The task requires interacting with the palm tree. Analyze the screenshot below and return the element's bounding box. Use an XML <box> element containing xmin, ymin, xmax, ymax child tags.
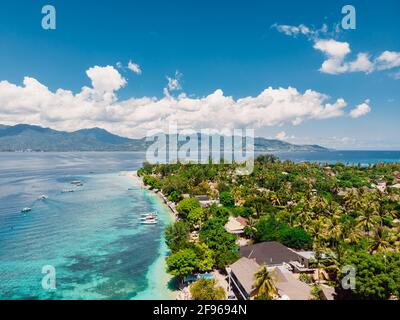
<box><xmin>369</xmin><ymin>226</ymin><xmax>392</xmax><ymax>253</ymax></box>
<box><xmin>356</xmin><ymin>194</ymin><xmax>380</xmax><ymax>233</ymax></box>
<box><xmin>252</xmin><ymin>264</ymin><xmax>277</xmax><ymax>299</ymax></box>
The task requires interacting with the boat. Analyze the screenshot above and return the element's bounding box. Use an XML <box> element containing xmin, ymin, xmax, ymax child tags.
<box><xmin>62</xmin><ymin>189</ymin><xmax>75</xmax><ymax>193</ymax></box>
<box><xmin>141</xmin><ymin>211</ymin><xmax>158</xmax><ymax>217</ymax></box>
<box><xmin>21</xmin><ymin>207</ymin><xmax>32</xmax><ymax>213</ymax></box>
<box><xmin>140</xmin><ymin>215</ymin><xmax>158</xmax><ymax>220</ymax></box>
<box><xmin>140</xmin><ymin>218</ymin><xmax>158</xmax><ymax>225</ymax></box>
<box><xmin>38</xmin><ymin>195</ymin><xmax>48</xmax><ymax>200</ymax></box>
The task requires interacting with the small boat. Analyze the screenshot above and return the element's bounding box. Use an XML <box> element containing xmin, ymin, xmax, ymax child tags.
<box><xmin>62</xmin><ymin>189</ymin><xmax>75</xmax><ymax>193</ymax></box>
<box><xmin>141</xmin><ymin>211</ymin><xmax>158</xmax><ymax>217</ymax></box>
<box><xmin>140</xmin><ymin>214</ymin><xmax>158</xmax><ymax>220</ymax></box>
<box><xmin>21</xmin><ymin>207</ymin><xmax>32</xmax><ymax>213</ymax></box>
<box><xmin>38</xmin><ymin>195</ymin><xmax>48</xmax><ymax>200</ymax></box>
<box><xmin>71</xmin><ymin>181</ymin><xmax>83</xmax><ymax>187</ymax></box>
<box><xmin>140</xmin><ymin>218</ymin><xmax>158</xmax><ymax>225</ymax></box>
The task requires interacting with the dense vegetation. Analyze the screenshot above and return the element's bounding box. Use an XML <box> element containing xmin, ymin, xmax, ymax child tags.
<box><xmin>139</xmin><ymin>155</ymin><xmax>400</xmax><ymax>300</ymax></box>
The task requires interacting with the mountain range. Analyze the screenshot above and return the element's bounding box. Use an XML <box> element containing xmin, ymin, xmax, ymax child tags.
<box><xmin>0</xmin><ymin>124</ymin><xmax>328</xmax><ymax>152</ymax></box>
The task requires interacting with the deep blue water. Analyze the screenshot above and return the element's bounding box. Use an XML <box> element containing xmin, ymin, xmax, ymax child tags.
<box><xmin>0</xmin><ymin>151</ymin><xmax>399</xmax><ymax>300</ymax></box>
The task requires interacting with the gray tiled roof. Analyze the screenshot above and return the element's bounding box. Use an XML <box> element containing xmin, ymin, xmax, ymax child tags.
<box><xmin>240</xmin><ymin>241</ymin><xmax>299</xmax><ymax>266</ymax></box>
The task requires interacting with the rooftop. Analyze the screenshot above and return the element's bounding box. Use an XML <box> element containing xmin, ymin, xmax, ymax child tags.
<box><xmin>229</xmin><ymin>257</ymin><xmax>259</xmax><ymax>296</ymax></box>
<box><xmin>240</xmin><ymin>241</ymin><xmax>299</xmax><ymax>266</ymax></box>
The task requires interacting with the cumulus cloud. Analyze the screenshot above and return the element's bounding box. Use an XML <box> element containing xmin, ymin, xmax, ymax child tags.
<box><xmin>273</xmin><ymin>23</ymin><xmax>400</xmax><ymax>76</ymax></box>
<box><xmin>276</xmin><ymin>131</ymin><xmax>287</xmax><ymax>141</ymax></box>
<box><xmin>0</xmin><ymin>66</ymin><xmax>368</xmax><ymax>138</ymax></box>
<box><xmin>375</xmin><ymin>51</ymin><xmax>400</xmax><ymax>70</ymax></box>
<box><xmin>349</xmin><ymin>100</ymin><xmax>371</xmax><ymax>118</ymax></box>
<box><xmin>127</xmin><ymin>60</ymin><xmax>142</xmax><ymax>74</ymax></box>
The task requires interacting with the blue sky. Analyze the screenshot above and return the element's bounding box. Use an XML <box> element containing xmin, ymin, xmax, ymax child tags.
<box><xmin>0</xmin><ymin>0</ymin><xmax>399</xmax><ymax>149</ymax></box>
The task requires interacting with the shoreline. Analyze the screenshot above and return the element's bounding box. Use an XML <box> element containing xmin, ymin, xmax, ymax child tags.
<box><xmin>126</xmin><ymin>171</ymin><xmax>178</xmax><ymax>300</ymax></box>
<box><xmin>127</xmin><ymin>171</ymin><xmax>179</xmax><ymax>222</ymax></box>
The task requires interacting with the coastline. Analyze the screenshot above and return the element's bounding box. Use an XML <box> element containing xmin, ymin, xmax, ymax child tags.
<box><xmin>128</xmin><ymin>171</ymin><xmax>179</xmax><ymax>222</ymax></box>
<box><xmin>126</xmin><ymin>171</ymin><xmax>178</xmax><ymax>300</ymax></box>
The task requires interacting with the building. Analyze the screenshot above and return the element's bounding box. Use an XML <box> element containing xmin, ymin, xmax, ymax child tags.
<box><xmin>227</xmin><ymin>257</ymin><xmax>312</xmax><ymax>300</ymax></box>
<box><xmin>227</xmin><ymin>257</ymin><xmax>259</xmax><ymax>300</ymax></box>
<box><xmin>194</xmin><ymin>195</ymin><xmax>220</xmax><ymax>208</ymax></box>
<box><xmin>273</xmin><ymin>267</ymin><xmax>312</xmax><ymax>300</ymax></box>
<box><xmin>224</xmin><ymin>216</ymin><xmax>248</xmax><ymax>235</ymax></box>
<box><xmin>240</xmin><ymin>241</ymin><xmax>300</xmax><ymax>266</ymax></box>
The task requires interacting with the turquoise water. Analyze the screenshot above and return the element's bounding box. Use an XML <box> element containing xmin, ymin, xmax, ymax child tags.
<box><xmin>1</xmin><ymin>150</ymin><xmax>399</xmax><ymax>300</ymax></box>
<box><xmin>0</xmin><ymin>153</ymin><xmax>174</xmax><ymax>300</ymax></box>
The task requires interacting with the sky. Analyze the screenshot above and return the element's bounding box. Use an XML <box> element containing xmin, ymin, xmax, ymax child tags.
<box><xmin>0</xmin><ymin>0</ymin><xmax>399</xmax><ymax>149</ymax></box>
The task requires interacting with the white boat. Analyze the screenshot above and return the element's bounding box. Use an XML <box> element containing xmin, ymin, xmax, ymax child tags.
<box><xmin>140</xmin><ymin>218</ymin><xmax>158</xmax><ymax>225</ymax></box>
<box><xmin>21</xmin><ymin>207</ymin><xmax>32</xmax><ymax>213</ymax></box>
<box><xmin>140</xmin><ymin>216</ymin><xmax>158</xmax><ymax>220</ymax></box>
<box><xmin>141</xmin><ymin>211</ymin><xmax>158</xmax><ymax>217</ymax></box>
<box><xmin>38</xmin><ymin>195</ymin><xmax>48</xmax><ymax>200</ymax></box>
<box><xmin>62</xmin><ymin>189</ymin><xmax>75</xmax><ymax>193</ymax></box>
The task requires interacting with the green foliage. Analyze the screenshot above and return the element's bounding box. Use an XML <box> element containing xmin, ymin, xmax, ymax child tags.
<box><xmin>280</xmin><ymin>227</ymin><xmax>313</xmax><ymax>250</ymax></box>
<box><xmin>176</xmin><ymin>198</ymin><xmax>201</xmax><ymax>218</ymax></box>
<box><xmin>142</xmin><ymin>175</ymin><xmax>161</xmax><ymax>189</ymax></box>
<box><xmin>165</xmin><ymin>220</ymin><xmax>190</xmax><ymax>253</ymax></box>
<box><xmin>229</xmin><ymin>206</ymin><xmax>253</xmax><ymax>218</ymax></box>
<box><xmin>253</xmin><ymin>215</ymin><xmax>312</xmax><ymax>250</ymax></box>
<box><xmin>190</xmin><ymin>278</ymin><xmax>226</xmax><ymax>300</ymax></box>
<box><xmin>253</xmin><ymin>215</ymin><xmax>284</xmax><ymax>241</ymax></box>
<box><xmin>188</xmin><ymin>207</ymin><xmax>206</xmax><ymax>227</ymax></box>
<box><xmin>194</xmin><ymin>243</ymin><xmax>215</xmax><ymax>272</ymax></box>
<box><xmin>208</xmin><ymin>204</ymin><xmax>230</xmax><ymax>223</ymax></box>
<box><xmin>220</xmin><ymin>191</ymin><xmax>234</xmax><ymax>207</ymax></box>
<box><xmin>166</xmin><ymin>249</ymin><xmax>198</xmax><ymax>278</ymax></box>
<box><xmin>310</xmin><ymin>285</ymin><xmax>322</xmax><ymax>300</ymax></box>
<box><xmin>199</xmin><ymin>218</ymin><xmax>238</xmax><ymax>268</ymax></box>
<box><xmin>340</xmin><ymin>251</ymin><xmax>400</xmax><ymax>300</ymax></box>
<box><xmin>167</xmin><ymin>191</ymin><xmax>181</xmax><ymax>203</ymax></box>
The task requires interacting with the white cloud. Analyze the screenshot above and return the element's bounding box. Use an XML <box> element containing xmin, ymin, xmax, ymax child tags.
<box><xmin>127</xmin><ymin>60</ymin><xmax>142</xmax><ymax>75</ymax></box>
<box><xmin>271</xmin><ymin>23</ymin><xmax>334</xmax><ymax>40</ymax></box>
<box><xmin>272</xmin><ymin>24</ymin><xmax>311</xmax><ymax>37</ymax></box>
<box><xmin>276</xmin><ymin>131</ymin><xmax>287</xmax><ymax>140</ymax></box>
<box><xmin>0</xmin><ymin>66</ymin><xmax>369</xmax><ymax>138</ymax></box>
<box><xmin>348</xmin><ymin>53</ymin><xmax>374</xmax><ymax>73</ymax></box>
<box><xmin>375</xmin><ymin>51</ymin><xmax>400</xmax><ymax>70</ymax></box>
<box><xmin>165</xmin><ymin>71</ymin><xmax>182</xmax><ymax>94</ymax></box>
<box><xmin>349</xmin><ymin>100</ymin><xmax>371</xmax><ymax>118</ymax></box>
<box><xmin>274</xmin><ymin>24</ymin><xmax>399</xmax><ymax>76</ymax></box>
<box><xmin>313</xmin><ymin>39</ymin><xmax>350</xmax><ymax>58</ymax></box>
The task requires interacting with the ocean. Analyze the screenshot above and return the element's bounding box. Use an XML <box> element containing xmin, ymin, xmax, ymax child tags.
<box><xmin>0</xmin><ymin>150</ymin><xmax>399</xmax><ymax>300</ymax></box>
<box><xmin>0</xmin><ymin>152</ymin><xmax>174</xmax><ymax>300</ymax></box>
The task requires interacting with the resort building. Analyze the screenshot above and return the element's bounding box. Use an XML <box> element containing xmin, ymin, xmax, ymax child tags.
<box><xmin>224</xmin><ymin>216</ymin><xmax>248</xmax><ymax>235</ymax></box>
<box><xmin>227</xmin><ymin>257</ymin><xmax>259</xmax><ymax>300</ymax></box>
<box><xmin>240</xmin><ymin>241</ymin><xmax>300</xmax><ymax>266</ymax></box>
<box><xmin>227</xmin><ymin>257</ymin><xmax>313</xmax><ymax>300</ymax></box>
<box><xmin>194</xmin><ymin>195</ymin><xmax>220</xmax><ymax>208</ymax></box>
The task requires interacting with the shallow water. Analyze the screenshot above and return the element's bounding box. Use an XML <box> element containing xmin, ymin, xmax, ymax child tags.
<box><xmin>0</xmin><ymin>152</ymin><xmax>173</xmax><ymax>300</ymax></box>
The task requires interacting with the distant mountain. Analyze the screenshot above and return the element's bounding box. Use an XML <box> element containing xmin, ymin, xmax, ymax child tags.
<box><xmin>0</xmin><ymin>124</ymin><xmax>329</xmax><ymax>152</ymax></box>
